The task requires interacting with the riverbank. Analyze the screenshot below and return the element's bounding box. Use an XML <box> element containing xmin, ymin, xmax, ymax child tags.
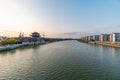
<box><xmin>0</xmin><ymin>41</ymin><xmax>45</xmax><ymax>51</ymax></box>
<box><xmin>88</xmin><ymin>41</ymin><xmax>120</xmax><ymax>48</ymax></box>
<box><xmin>0</xmin><ymin>39</ymin><xmax>70</xmax><ymax>51</ymax></box>
<box><xmin>91</xmin><ymin>41</ymin><xmax>120</xmax><ymax>48</ymax></box>
<box><xmin>77</xmin><ymin>40</ymin><xmax>120</xmax><ymax>48</ymax></box>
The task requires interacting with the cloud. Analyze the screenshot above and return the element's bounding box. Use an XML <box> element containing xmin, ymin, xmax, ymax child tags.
<box><xmin>50</xmin><ymin>32</ymin><xmax>101</xmax><ymax>38</ymax></box>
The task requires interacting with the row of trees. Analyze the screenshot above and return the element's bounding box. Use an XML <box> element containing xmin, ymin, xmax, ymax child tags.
<box><xmin>0</xmin><ymin>38</ymin><xmax>22</xmax><ymax>45</ymax></box>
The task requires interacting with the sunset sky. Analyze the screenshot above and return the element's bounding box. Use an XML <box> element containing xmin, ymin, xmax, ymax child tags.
<box><xmin>0</xmin><ymin>0</ymin><xmax>120</xmax><ymax>38</ymax></box>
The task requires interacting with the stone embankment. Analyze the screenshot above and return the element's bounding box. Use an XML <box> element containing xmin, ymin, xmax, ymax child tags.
<box><xmin>88</xmin><ymin>41</ymin><xmax>120</xmax><ymax>48</ymax></box>
<box><xmin>0</xmin><ymin>41</ymin><xmax>45</xmax><ymax>51</ymax></box>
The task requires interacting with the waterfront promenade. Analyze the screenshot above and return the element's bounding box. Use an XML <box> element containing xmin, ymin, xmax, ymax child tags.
<box><xmin>88</xmin><ymin>41</ymin><xmax>120</xmax><ymax>48</ymax></box>
<box><xmin>77</xmin><ymin>39</ymin><xmax>120</xmax><ymax>48</ymax></box>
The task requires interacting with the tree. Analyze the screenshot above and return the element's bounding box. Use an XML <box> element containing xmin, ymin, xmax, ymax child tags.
<box><xmin>0</xmin><ymin>38</ymin><xmax>22</xmax><ymax>45</ymax></box>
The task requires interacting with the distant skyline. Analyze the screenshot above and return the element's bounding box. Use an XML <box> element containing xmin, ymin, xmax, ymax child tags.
<box><xmin>0</xmin><ymin>0</ymin><xmax>120</xmax><ymax>38</ymax></box>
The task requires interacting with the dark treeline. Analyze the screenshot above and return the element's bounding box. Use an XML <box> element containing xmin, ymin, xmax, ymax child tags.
<box><xmin>44</xmin><ymin>38</ymin><xmax>74</xmax><ymax>42</ymax></box>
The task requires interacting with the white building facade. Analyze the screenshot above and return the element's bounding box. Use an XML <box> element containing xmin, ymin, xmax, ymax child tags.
<box><xmin>110</xmin><ymin>33</ymin><xmax>120</xmax><ymax>42</ymax></box>
<box><xmin>99</xmin><ymin>34</ymin><xmax>110</xmax><ymax>42</ymax></box>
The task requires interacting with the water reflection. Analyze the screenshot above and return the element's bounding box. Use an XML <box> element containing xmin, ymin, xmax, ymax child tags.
<box><xmin>0</xmin><ymin>50</ymin><xmax>16</xmax><ymax>56</ymax></box>
<box><xmin>98</xmin><ymin>45</ymin><xmax>103</xmax><ymax>57</ymax></box>
<box><xmin>98</xmin><ymin>45</ymin><xmax>117</xmax><ymax>59</ymax></box>
<box><xmin>0</xmin><ymin>41</ymin><xmax>120</xmax><ymax>80</ymax></box>
<box><xmin>0</xmin><ymin>45</ymin><xmax>42</xmax><ymax>56</ymax></box>
<box><xmin>109</xmin><ymin>47</ymin><xmax>116</xmax><ymax>59</ymax></box>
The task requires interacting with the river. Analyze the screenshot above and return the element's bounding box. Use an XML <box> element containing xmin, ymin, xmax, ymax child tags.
<box><xmin>0</xmin><ymin>40</ymin><xmax>120</xmax><ymax>80</ymax></box>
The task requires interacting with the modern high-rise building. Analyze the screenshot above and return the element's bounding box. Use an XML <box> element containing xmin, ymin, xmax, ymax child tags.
<box><xmin>99</xmin><ymin>34</ymin><xmax>110</xmax><ymax>42</ymax></box>
<box><xmin>92</xmin><ymin>35</ymin><xmax>99</xmax><ymax>41</ymax></box>
<box><xmin>110</xmin><ymin>33</ymin><xmax>120</xmax><ymax>42</ymax></box>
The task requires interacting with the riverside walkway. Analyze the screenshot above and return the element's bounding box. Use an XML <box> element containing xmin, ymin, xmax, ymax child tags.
<box><xmin>88</xmin><ymin>41</ymin><xmax>120</xmax><ymax>48</ymax></box>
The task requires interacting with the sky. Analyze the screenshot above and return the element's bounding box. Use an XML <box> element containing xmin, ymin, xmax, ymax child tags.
<box><xmin>0</xmin><ymin>0</ymin><xmax>120</xmax><ymax>38</ymax></box>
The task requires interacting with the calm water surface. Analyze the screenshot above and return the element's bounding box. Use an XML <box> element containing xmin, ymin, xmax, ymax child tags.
<box><xmin>0</xmin><ymin>40</ymin><xmax>120</xmax><ymax>80</ymax></box>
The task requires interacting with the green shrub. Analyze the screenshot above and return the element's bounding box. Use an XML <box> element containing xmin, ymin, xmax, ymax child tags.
<box><xmin>0</xmin><ymin>38</ymin><xmax>22</xmax><ymax>45</ymax></box>
<box><xmin>0</xmin><ymin>39</ymin><xmax>8</xmax><ymax>45</ymax></box>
